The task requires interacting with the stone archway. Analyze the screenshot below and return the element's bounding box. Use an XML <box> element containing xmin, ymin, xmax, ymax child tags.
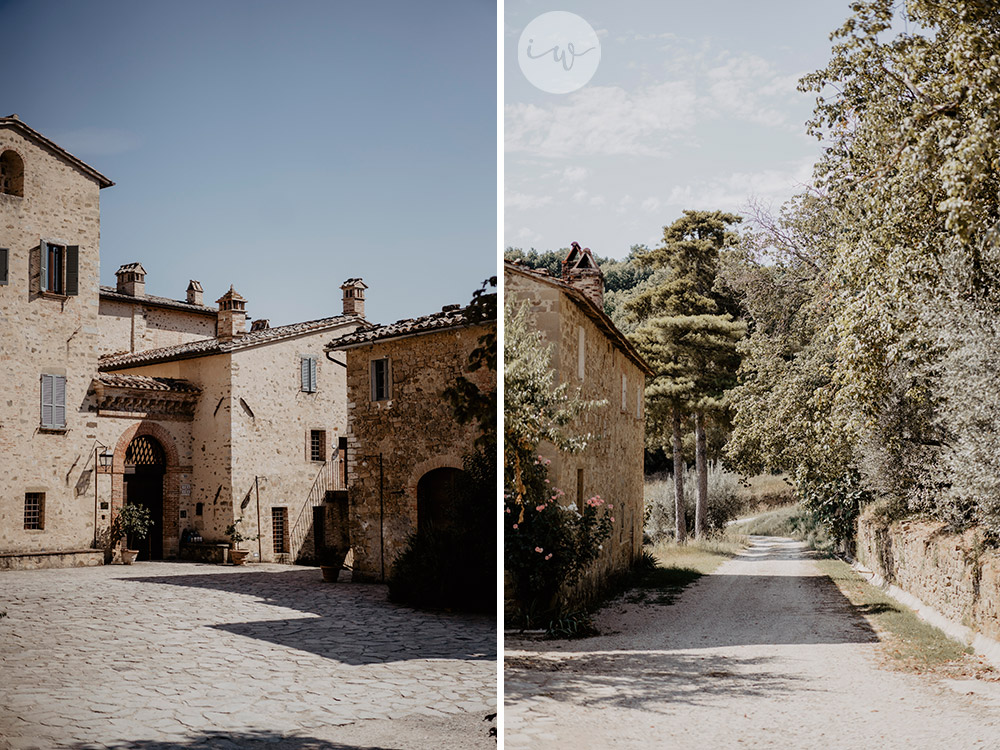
<box><xmin>416</xmin><ymin>466</ymin><xmax>468</xmax><ymax>533</ymax></box>
<box><xmin>123</xmin><ymin>435</ymin><xmax>166</xmax><ymax>560</ymax></box>
<box><xmin>112</xmin><ymin>422</ymin><xmax>181</xmax><ymax>558</ymax></box>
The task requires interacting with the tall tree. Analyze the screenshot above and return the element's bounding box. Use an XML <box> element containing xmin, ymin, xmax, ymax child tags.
<box><xmin>628</xmin><ymin>211</ymin><xmax>743</xmax><ymax>539</ymax></box>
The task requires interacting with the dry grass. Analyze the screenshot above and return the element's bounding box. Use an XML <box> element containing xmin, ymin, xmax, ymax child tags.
<box><xmin>816</xmin><ymin>558</ymin><xmax>985</xmax><ymax>676</ymax></box>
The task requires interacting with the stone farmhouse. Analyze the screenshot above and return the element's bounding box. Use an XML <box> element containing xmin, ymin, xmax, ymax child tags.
<box><xmin>0</xmin><ymin>115</ymin><xmax>370</xmax><ymax>568</ymax></box>
<box><xmin>505</xmin><ymin>247</ymin><xmax>652</xmax><ymax>603</ymax></box>
<box><xmin>327</xmin><ymin>299</ymin><xmax>496</xmax><ymax>581</ymax></box>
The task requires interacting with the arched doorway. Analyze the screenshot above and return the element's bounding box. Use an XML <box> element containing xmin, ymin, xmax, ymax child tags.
<box><xmin>416</xmin><ymin>467</ymin><xmax>467</xmax><ymax>533</ymax></box>
<box><xmin>123</xmin><ymin>435</ymin><xmax>165</xmax><ymax>560</ymax></box>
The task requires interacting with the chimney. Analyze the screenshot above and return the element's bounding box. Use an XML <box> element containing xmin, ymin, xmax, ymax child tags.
<box><xmin>562</xmin><ymin>242</ymin><xmax>605</xmax><ymax>310</ymax></box>
<box><xmin>216</xmin><ymin>286</ymin><xmax>247</xmax><ymax>340</ymax></box>
<box><xmin>340</xmin><ymin>278</ymin><xmax>368</xmax><ymax>318</ymax></box>
<box><xmin>115</xmin><ymin>262</ymin><xmax>146</xmax><ymax>297</ymax></box>
<box><xmin>186</xmin><ymin>280</ymin><xmax>203</xmax><ymax>306</ymax></box>
<box><xmin>250</xmin><ymin>318</ymin><xmax>270</xmax><ymax>332</ymax></box>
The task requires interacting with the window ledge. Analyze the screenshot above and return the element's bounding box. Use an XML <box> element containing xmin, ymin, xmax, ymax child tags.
<box><xmin>38</xmin><ymin>291</ymin><xmax>69</xmax><ymax>301</ymax></box>
<box><xmin>38</xmin><ymin>426</ymin><xmax>68</xmax><ymax>434</ymax></box>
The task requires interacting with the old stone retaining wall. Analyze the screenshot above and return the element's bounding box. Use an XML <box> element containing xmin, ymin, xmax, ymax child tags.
<box><xmin>857</xmin><ymin>510</ymin><xmax>1000</xmax><ymax>642</ymax></box>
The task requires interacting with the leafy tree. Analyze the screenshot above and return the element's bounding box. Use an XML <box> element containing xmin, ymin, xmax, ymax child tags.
<box><xmin>628</xmin><ymin>211</ymin><xmax>744</xmax><ymax>539</ymax></box>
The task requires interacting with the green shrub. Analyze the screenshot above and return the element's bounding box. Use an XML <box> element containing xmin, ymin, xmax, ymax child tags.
<box><xmin>644</xmin><ymin>462</ymin><xmax>743</xmax><ymax>542</ymax></box>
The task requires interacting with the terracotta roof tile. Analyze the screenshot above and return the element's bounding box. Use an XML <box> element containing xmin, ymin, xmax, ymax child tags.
<box><xmin>96</xmin><ymin>373</ymin><xmax>201</xmax><ymax>393</ymax></box>
<box><xmin>100</xmin><ymin>315</ymin><xmax>367</xmax><ymax>370</ymax></box>
<box><xmin>99</xmin><ymin>286</ymin><xmax>217</xmax><ymax>316</ymax></box>
<box><xmin>327</xmin><ymin>299</ymin><xmax>495</xmax><ymax>349</ymax></box>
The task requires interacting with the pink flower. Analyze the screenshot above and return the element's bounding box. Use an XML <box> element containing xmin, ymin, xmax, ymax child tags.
<box><xmin>512</xmin><ymin>524</ymin><xmax>518</xmax><ymax>529</ymax></box>
<box><xmin>535</xmin><ymin>504</ymin><xmax>546</xmax><ymax>512</ymax></box>
<box><xmin>611</xmin><ymin>517</ymin><xmax>615</xmax><ymax>523</ymax></box>
<box><xmin>545</xmin><ymin>553</ymin><xmax>553</xmax><ymax>560</ymax></box>
<box><xmin>535</xmin><ymin>546</ymin><xmax>544</xmax><ymax>553</ymax></box>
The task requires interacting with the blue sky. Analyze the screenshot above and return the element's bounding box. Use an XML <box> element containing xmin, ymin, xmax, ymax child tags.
<box><xmin>505</xmin><ymin>0</ymin><xmax>860</xmax><ymax>258</ymax></box>
<box><xmin>2</xmin><ymin>0</ymin><xmax>496</xmax><ymax>326</ymax></box>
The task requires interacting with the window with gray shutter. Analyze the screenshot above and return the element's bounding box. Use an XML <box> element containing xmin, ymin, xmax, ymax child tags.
<box><xmin>40</xmin><ymin>374</ymin><xmax>66</xmax><ymax>428</ymax></box>
<box><xmin>65</xmin><ymin>245</ymin><xmax>79</xmax><ymax>295</ymax></box>
<box><xmin>0</xmin><ymin>247</ymin><xmax>7</xmax><ymax>285</ymax></box>
<box><xmin>370</xmin><ymin>358</ymin><xmax>391</xmax><ymax>401</ymax></box>
<box><xmin>300</xmin><ymin>356</ymin><xmax>317</xmax><ymax>392</ymax></box>
<box><xmin>40</xmin><ymin>241</ymin><xmax>48</xmax><ymax>291</ymax></box>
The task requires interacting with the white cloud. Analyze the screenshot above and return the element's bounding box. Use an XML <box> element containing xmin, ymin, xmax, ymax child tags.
<box><xmin>563</xmin><ymin>166</ymin><xmax>588</xmax><ymax>182</ymax></box>
<box><xmin>506</xmin><ymin>190</ymin><xmax>553</xmax><ymax>211</ymax></box>
<box><xmin>505</xmin><ymin>81</ymin><xmax>698</xmax><ymax>158</ymax></box>
<box><xmin>641</xmin><ymin>196</ymin><xmax>661</xmax><ymax>213</ymax></box>
<box><xmin>703</xmin><ymin>54</ymin><xmax>804</xmax><ymax>129</ymax></box>
<box><xmin>666</xmin><ymin>157</ymin><xmax>816</xmax><ymax>211</ymax></box>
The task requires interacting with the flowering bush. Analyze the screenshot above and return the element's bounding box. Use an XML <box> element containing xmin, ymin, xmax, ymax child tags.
<box><xmin>505</xmin><ymin>454</ymin><xmax>613</xmax><ymax>623</ymax></box>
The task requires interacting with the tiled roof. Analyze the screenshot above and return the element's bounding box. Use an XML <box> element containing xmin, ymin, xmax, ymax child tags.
<box><xmin>327</xmin><ymin>299</ymin><xmax>495</xmax><ymax>349</ymax></box>
<box><xmin>1</xmin><ymin>115</ymin><xmax>114</xmax><ymax>188</ymax></box>
<box><xmin>100</xmin><ymin>286</ymin><xmax>217</xmax><ymax>316</ymax></box>
<box><xmin>504</xmin><ymin>261</ymin><xmax>653</xmax><ymax>375</ymax></box>
<box><xmin>100</xmin><ymin>315</ymin><xmax>368</xmax><ymax>370</ymax></box>
<box><xmin>96</xmin><ymin>373</ymin><xmax>201</xmax><ymax>393</ymax></box>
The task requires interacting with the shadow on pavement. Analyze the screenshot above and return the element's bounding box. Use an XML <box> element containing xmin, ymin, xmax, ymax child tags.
<box><xmin>66</xmin><ymin>730</ymin><xmax>397</xmax><ymax>750</ymax></box>
<box><xmin>504</xmin><ymin>651</ymin><xmax>807</xmax><ymax>711</ymax></box>
<box><xmin>124</xmin><ymin>567</ymin><xmax>495</xmax><ymax>665</ymax></box>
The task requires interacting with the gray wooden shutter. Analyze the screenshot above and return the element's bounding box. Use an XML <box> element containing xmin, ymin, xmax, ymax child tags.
<box><xmin>300</xmin><ymin>357</ymin><xmax>310</xmax><ymax>392</ymax></box>
<box><xmin>0</xmin><ymin>247</ymin><xmax>7</xmax><ymax>285</ymax></box>
<box><xmin>385</xmin><ymin>357</ymin><xmax>391</xmax><ymax>400</ymax></box>
<box><xmin>40</xmin><ymin>241</ymin><xmax>48</xmax><ymax>292</ymax></box>
<box><xmin>309</xmin><ymin>357</ymin><xmax>317</xmax><ymax>392</ymax></box>
<box><xmin>65</xmin><ymin>246</ymin><xmax>79</xmax><ymax>295</ymax></box>
<box><xmin>40</xmin><ymin>374</ymin><xmax>53</xmax><ymax>427</ymax></box>
<box><xmin>369</xmin><ymin>360</ymin><xmax>377</xmax><ymax>401</ymax></box>
<box><xmin>53</xmin><ymin>375</ymin><xmax>66</xmax><ymax>427</ymax></box>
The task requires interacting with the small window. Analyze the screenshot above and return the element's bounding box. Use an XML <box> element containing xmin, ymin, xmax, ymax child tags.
<box><xmin>272</xmin><ymin>507</ymin><xmax>288</xmax><ymax>554</ymax></box>
<box><xmin>0</xmin><ymin>150</ymin><xmax>24</xmax><ymax>197</ymax></box>
<box><xmin>0</xmin><ymin>247</ymin><xmax>8</xmax><ymax>285</ymax></box>
<box><xmin>24</xmin><ymin>492</ymin><xmax>44</xmax><ymax>530</ymax></box>
<box><xmin>577</xmin><ymin>326</ymin><xmax>585</xmax><ymax>380</ymax></box>
<box><xmin>370</xmin><ymin>358</ymin><xmax>391</xmax><ymax>401</ymax></box>
<box><xmin>39</xmin><ymin>241</ymin><xmax>79</xmax><ymax>296</ymax></box>
<box><xmin>195</xmin><ymin>502</ymin><xmax>204</xmax><ymax>516</ymax></box>
<box><xmin>40</xmin><ymin>374</ymin><xmax>67</xmax><ymax>429</ymax></box>
<box><xmin>300</xmin><ymin>356</ymin><xmax>317</xmax><ymax>393</ymax></box>
<box><xmin>310</xmin><ymin>429</ymin><xmax>327</xmax><ymax>462</ymax></box>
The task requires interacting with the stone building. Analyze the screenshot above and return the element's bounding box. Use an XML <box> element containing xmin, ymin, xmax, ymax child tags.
<box><xmin>505</xmin><ymin>247</ymin><xmax>652</xmax><ymax>603</ymax></box>
<box><xmin>326</xmin><ymin>299</ymin><xmax>496</xmax><ymax>581</ymax></box>
<box><xmin>0</xmin><ymin>116</ymin><xmax>369</xmax><ymax>568</ymax></box>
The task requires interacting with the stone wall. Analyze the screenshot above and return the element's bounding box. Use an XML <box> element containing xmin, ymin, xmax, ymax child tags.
<box><xmin>506</xmin><ymin>268</ymin><xmax>646</xmax><ymax>609</ymax></box>
<box><xmin>0</xmin><ymin>124</ymin><xmax>106</xmax><ymax>554</ymax></box>
<box><xmin>98</xmin><ymin>297</ymin><xmax>216</xmax><ymax>355</ymax></box>
<box><xmin>345</xmin><ymin>323</ymin><xmax>493</xmax><ymax>581</ymax></box>
<box><xmin>857</xmin><ymin>510</ymin><xmax>1000</xmax><ymax>642</ymax></box>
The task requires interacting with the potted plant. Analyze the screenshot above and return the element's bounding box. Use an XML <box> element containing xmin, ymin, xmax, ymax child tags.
<box><xmin>110</xmin><ymin>504</ymin><xmax>153</xmax><ymax>565</ymax></box>
<box><xmin>317</xmin><ymin>545</ymin><xmax>349</xmax><ymax>582</ymax></box>
<box><xmin>224</xmin><ymin>517</ymin><xmax>258</xmax><ymax>565</ymax></box>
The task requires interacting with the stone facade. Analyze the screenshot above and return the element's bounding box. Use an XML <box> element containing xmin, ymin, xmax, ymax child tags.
<box><xmin>328</xmin><ymin>304</ymin><xmax>495</xmax><ymax>581</ymax></box>
<box><xmin>505</xmin><ymin>258</ymin><xmax>651</xmax><ymax>606</ymax></box>
<box><xmin>0</xmin><ymin>117</ymin><xmax>367</xmax><ymax>567</ymax></box>
<box><xmin>857</xmin><ymin>511</ymin><xmax>1000</xmax><ymax>643</ymax></box>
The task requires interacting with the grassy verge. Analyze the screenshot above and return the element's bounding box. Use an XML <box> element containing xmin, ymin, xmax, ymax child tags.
<box><xmin>726</xmin><ymin>503</ymin><xmax>836</xmax><ymax>554</ymax></box>
<box><xmin>816</xmin><ymin>557</ymin><xmax>980</xmax><ymax>674</ymax></box>
<box><xmin>627</xmin><ymin>537</ymin><xmax>746</xmax><ymax>606</ymax></box>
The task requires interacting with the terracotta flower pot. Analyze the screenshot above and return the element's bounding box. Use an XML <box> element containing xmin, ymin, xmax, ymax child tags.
<box><xmin>229</xmin><ymin>549</ymin><xmax>250</xmax><ymax>565</ymax></box>
<box><xmin>121</xmin><ymin>549</ymin><xmax>139</xmax><ymax>565</ymax></box>
<box><xmin>320</xmin><ymin>565</ymin><xmax>340</xmax><ymax>583</ymax></box>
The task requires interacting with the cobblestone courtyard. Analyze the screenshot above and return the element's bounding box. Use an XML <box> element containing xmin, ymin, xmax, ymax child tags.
<box><xmin>0</xmin><ymin>562</ymin><xmax>496</xmax><ymax>750</ymax></box>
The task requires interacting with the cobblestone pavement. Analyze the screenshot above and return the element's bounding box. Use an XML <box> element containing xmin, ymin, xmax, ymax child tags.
<box><xmin>505</xmin><ymin>537</ymin><xmax>1000</xmax><ymax>749</ymax></box>
<box><xmin>0</xmin><ymin>562</ymin><xmax>496</xmax><ymax>750</ymax></box>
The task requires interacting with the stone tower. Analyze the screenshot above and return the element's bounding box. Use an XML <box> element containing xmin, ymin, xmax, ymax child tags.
<box><xmin>561</xmin><ymin>242</ymin><xmax>604</xmax><ymax>310</ymax></box>
<box><xmin>341</xmin><ymin>278</ymin><xmax>368</xmax><ymax>318</ymax></box>
<box><xmin>216</xmin><ymin>286</ymin><xmax>247</xmax><ymax>340</ymax></box>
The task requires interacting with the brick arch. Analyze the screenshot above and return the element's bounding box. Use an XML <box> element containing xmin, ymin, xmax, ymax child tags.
<box><xmin>406</xmin><ymin>454</ymin><xmax>464</xmax><ymax>502</ymax></box>
<box><xmin>111</xmin><ymin>421</ymin><xmax>181</xmax><ymax>558</ymax></box>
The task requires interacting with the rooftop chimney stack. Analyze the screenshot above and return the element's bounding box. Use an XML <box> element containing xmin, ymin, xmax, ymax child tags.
<box><xmin>216</xmin><ymin>286</ymin><xmax>247</xmax><ymax>340</ymax></box>
<box><xmin>340</xmin><ymin>278</ymin><xmax>368</xmax><ymax>318</ymax></box>
<box><xmin>186</xmin><ymin>280</ymin><xmax>203</xmax><ymax>306</ymax></box>
<box><xmin>115</xmin><ymin>262</ymin><xmax>147</xmax><ymax>297</ymax></box>
<box><xmin>561</xmin><ymin>242</ymin><xmax>605</xmax><ymax>311</ymax></box>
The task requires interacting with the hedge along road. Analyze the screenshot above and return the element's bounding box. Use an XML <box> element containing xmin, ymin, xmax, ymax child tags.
<box><xmin>505</xmin><ymin>536</ymin><xmax>1000</xmax><ymax>749</ymax></box>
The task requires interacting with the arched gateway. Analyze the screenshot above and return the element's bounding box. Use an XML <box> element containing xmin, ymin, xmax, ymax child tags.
<box><xmin>123</xmin><ymin>435</ymin><xmax>166</xmax><ymax>559</ymax></box>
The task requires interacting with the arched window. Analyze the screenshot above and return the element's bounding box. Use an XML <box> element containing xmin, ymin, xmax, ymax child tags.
<box><xmin>0</xmin><ymin>150</ymin><xmax>24</xmax><ymax>197</ymax></box>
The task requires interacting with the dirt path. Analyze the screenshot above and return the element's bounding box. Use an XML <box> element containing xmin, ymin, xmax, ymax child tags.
<box><xmin>505</xmin><ymin>536</ymin><xmax>1000</xmax><ymax>749</ymax></box>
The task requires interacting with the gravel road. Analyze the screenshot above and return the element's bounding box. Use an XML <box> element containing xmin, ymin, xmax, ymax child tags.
<box><xmin>505</xmin><ymin>536</ymin><xmax>1000</xmax><ymax>749</ymax></box>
